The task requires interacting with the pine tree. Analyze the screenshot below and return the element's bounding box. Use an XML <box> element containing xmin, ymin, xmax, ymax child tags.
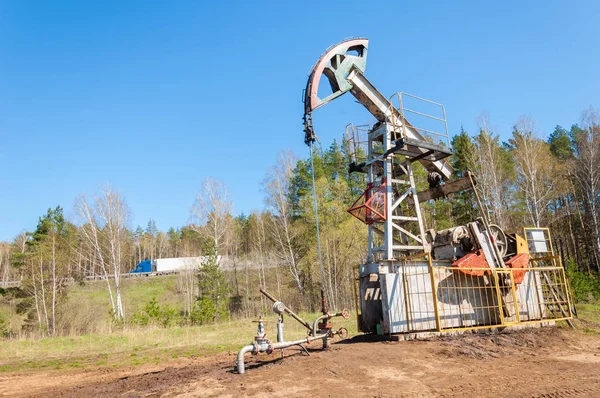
<box><xmin>191</xmin><ymin>244</ymin><xmax>229</xmax><ymax>324</ymax></box>
<box><xmin>450</xmin><ymin>128</ymin><xmax>477</xmax><ymax>225</ymax></box>
<box><xmin>548</xmin><ymin>125</ymin><xmax>574</xmax><ymax>161</ymax></box>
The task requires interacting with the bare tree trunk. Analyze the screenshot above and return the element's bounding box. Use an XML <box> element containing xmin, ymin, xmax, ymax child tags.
<box><xmin>38</xmin><ymin>254</ymin><xmax>50</xmax><ymax>335</ymax></box>
<box><xmin>177</xmin><ymin>267</ymin><xmax>195</xmax><ymax>318</ymax></box>
<box><xmin>572</xmin><ymin>111</ymin><xmax>600</xmax><ymax>271</ymax></box>
<box><xmin>471</xmin><ymin>113</ymin><xmax>512</xmax><ymax>228</ymax></box>
<box><xmin>8</xmin><ymin>294</ymin><xmax>13</xmax><ymax>339</ymax></box>
<box><xmin>30</xmin><ymin>262</ymin><xmax>42</xmax><ymax>330</ymax></box>
<box><xmin>325</xmin><ymin>239</ymin><xmax>335</xmax><ymax>310</ymax></box>
<box><xmin>263</xmin><ymin>152</ymin><xmax>304</xmax><ymax>293</ymax></box>
<box><xmin>190</xmin><ymin>177</ymin><xmax>234</xmax><ymax>256</ymax></box>
<box><xmin>51</xmin><ymin>234</ymin><xmax>57</xmax><ymax>336</ymax></box>
<box><xmin>333</xmin><ymin>241</ymin><xmax>339</xmax><ymax>310</ymax></box>
<box><xmin>274</xmin><ymin>255</ymin><xmax>281</xmax><ymax>299</ymax></box>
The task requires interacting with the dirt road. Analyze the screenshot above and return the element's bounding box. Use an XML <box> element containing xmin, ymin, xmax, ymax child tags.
<box><xmin>2</xmin><ymin>326</ymin><xmax>600</xmax><ymax>397</ymax></box>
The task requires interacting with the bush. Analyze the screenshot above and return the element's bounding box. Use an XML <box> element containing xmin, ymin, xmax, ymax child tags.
<box><xmin>565</xmin><ymin>259</ymin><xmax>600</xmax><ymax>303</ymax></box>
<box><xmin>131</xmin><ymin>297</ymin><xmax>179</xmax><ymax>327</ymax></box>
<box><xmin>0</xmin><ymin>314</ymin><xmax>7</xmax><ymax>338</ymax></box>
<box><xmin>189</xmin><ymin>297</ymin><xmax>218</xmax><ymax>325</ymax></box>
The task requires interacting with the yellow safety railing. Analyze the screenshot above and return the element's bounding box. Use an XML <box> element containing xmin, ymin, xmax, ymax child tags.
<box><xmin>389</xmin><ymin>253</ymin><xmax>573</xmax><ymax>334</ymax></box>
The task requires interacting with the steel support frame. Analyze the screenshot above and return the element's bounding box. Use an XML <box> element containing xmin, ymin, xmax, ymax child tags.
<box><xmin>366</xmin><ymin>123</ymin><xmax>429</xmax><ymax>262</ymax></box>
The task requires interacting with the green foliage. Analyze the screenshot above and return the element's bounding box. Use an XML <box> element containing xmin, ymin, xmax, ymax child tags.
<box><xmin>0</xmin><ymin>313</ymin><xmax>7</xmax><ymax>338</ymax></box>
<box><xmin>13</xmin><ymin>206</ymin><xmax>74</xmax><ymax>335</ymax></box>
<box><xmin>27</xmin><ymin>206</ymin><xmax>68</xmax><ymax>248</ymax></box>
<box><xmin>190</xmin><ymin>297</ymin><xmax>218</xmax><ymax>325</ymax></box>
<box><xmin>566</xmin><ymin>260</ymin><xmax>600</xmax><ymax>303</ymax></box>
<box><xmin>192</xmin><ymin>245</ymin><xmax>229</xmax><ymax>324</ymax></box>
<box><xmin>450</xmin><ymin>127</ymin><xmax>476</xmax><ymax>178</ymax></box>
<box><xmin>548</xmin><ymin>125</ymin><xmax>574</xmax><ymax>161</ymax></box>
<box><xmin>449</xmin><ymin>129</ymin><xmax>477</xmax><ymax>225</ymax></box>
<box><xmin>294</xmin><ymin>141</ymin><xmax>368</xmax><ymax>307</ymax></box>
<box><xmin>131</xmin><ymin>297</ymin><xmax>179</xmax><ymax>327</ymax></box>
<box><xmin>3</xmin><ymin>110</ymin><xmax>600</xmax><ymax>339</ymax></box>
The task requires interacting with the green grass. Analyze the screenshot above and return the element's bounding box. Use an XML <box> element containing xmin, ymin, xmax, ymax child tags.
<box><xmin>67</xmin><ymin>276</ymin><xmax>179</xmax><ymax>322</ymax></box>
<box><xmin>48</xmin><ymin>276</ymin><xmax>182</xmax><ymax>335</ymax></box>
<box><xmin>572</xmin><ymin>303</ymin><xmax>600</xmax><ymax>334</ymax></box>
<box><xmin>0</xmin><ymin>298</ymin><xmax>597</xmax><ymax>373</ymax></box>
<box><xmin>4</xmin><ymin>271</ymin><xmax>596</xmax><ymax>374</ymax></box>
<box><xmin>576</xmin><ymin>303</ymin><xmax>600</xmax><ymax>322</ymax></box>
<box><xmin>0</xmin><ymin>311</ymin><xmax>358</xmax><ymax>372</ymax></box>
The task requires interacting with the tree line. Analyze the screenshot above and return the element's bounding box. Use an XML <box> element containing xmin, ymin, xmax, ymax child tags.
<box><xmin>0</xmin><ymin>107</ymin><xmax>599</xmax><ymax>338</ymax></box>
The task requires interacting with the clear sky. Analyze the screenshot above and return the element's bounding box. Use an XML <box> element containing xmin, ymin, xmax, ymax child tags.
<box><xmin>1</xmin><ymin>0</ymin><xmax>599</xmax><ymax>241</ymax></box>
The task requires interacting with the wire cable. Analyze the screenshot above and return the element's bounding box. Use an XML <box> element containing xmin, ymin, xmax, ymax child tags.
<box><xmin>308</xmin><ymin>142</ymin><xmax>325</xmax><ymax>290</ymax></box>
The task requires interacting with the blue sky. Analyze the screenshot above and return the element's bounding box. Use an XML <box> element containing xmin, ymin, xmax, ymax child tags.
<box><xmin>1</xmin><ymin>1</ymin><xmax>599</xmax><ymax>241</ymax></box>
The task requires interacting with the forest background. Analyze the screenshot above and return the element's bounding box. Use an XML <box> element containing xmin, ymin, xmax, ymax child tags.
<box><xmin>1</xmin><ymin>109</ymin><xmax>599</xmax><ymax>339</ymax></box>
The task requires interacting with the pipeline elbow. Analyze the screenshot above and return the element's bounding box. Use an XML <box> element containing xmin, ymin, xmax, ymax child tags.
<box><xmin>236</xmin><ymin>345</ymin><xmax>255</xmax><ymax>374</ymax></box>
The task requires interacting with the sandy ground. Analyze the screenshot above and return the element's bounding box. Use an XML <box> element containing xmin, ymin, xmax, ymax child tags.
<box><xmin>2</xmin><ymin>326</ymin><xmax>600</xmax><ymax>397</ymax></box>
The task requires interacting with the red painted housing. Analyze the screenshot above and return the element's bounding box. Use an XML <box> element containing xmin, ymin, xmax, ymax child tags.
<box><xmin>452</xmin><ymin>250</ymin><xmax>490</xmax><ymax>276</ymax></box>
<box><xmin>505</xmin><ymin>253</ymin><xmax>529</xmax><ymax>284</ymax></box>
<box><xmin>347</xmin><ymin>180</ymin><xmax>386</xmax><ymax>225</ymax></box>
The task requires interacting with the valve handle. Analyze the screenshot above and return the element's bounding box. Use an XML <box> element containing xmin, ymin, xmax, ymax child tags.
<box><xmin>341</xmin><ymin>308</ymin><xmax>350</xmax><ymax>319</ymax></box>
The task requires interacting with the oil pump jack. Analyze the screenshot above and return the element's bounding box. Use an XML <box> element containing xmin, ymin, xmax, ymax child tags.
<box><xmin>236</xmin><ymin>38</ymin><xmax>574</xmax><ymax>374</ymax></box>
<box><xmin>303</xmin><ymin>38</ymin><xmax>574</xmax><ymax>335</ymax></box>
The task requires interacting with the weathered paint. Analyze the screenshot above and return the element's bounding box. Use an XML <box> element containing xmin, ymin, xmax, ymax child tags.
<box><xmin>303</xmin><ymin>38</ymin><xmax>368</xmax><ymax>114</ymax></box>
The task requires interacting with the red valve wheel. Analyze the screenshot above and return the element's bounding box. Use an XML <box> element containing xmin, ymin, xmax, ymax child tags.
<box><xmin>337</xmin><ymin>327</ymin><xmax>349</xmax><ymax>339</ymax></box>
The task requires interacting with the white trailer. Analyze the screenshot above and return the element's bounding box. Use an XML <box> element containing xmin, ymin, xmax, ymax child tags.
<box><xmin>154</xmin><ymin>256</ymin><xmax>221</xmax><ymax>272</ymax></box>
<box><xmin>130</xmin><ymin>256</ymin><xmax>221</xmax><ymax>274</ymax></box>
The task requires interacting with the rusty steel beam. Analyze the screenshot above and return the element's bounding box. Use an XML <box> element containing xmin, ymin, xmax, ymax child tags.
<box><xmin>416</xmin><ymin>173</ymin><xmax>476</xmax><ymax>202</ymax></box>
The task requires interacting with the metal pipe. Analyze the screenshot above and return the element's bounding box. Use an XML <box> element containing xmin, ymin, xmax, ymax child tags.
<box><xmin>236</xmin><ymin>334</ymin><xmax>328</xmax><ymax>374</ymax></box>
<box><xmin>236</xmin><ymin>345</ymin><xmax>255</xmax><ymax>374</ymax></box>
<box><xmin>312</xmin><ymin>314</ymin><xmax>329</xmax><ymax>337</ymax></box>
<box><xmin>272</xmin><ymin>334</ymin><xmax>326</xmax><ymax>350</ymax></box>
<box><xmin>260</xmin><ymin>288</ymin><xmax>313</xmax><ymax>331</ymax></box>
<box><xmin>311</xmin><ymin>311</ymin><xmax>348</xmax><ymax>337</ymax></box>
<box><xmin>276</xmin><ymin>316</ymin><xmax>284</xmax><ymax>343</ymax></box>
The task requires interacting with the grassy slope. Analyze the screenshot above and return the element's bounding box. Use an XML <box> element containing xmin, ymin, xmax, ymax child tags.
<box><xmin>73</xmin><ymin>275</ymin><xmax>180</xmax><ymax>316</ymax></box>
<box><xmin>0</xmin><ymin>273</ymin><xmax>358</xmax><ymax>372</ymax></box>
<box><xmin>0</xmin><ymin>276</ymin><xmax>182</xmax><ymax>336</ymax></box>
<box><xmin>0</xmin><ymin>312</ymin><xmax>358</xmax><ymax>372</ymax></box>
<box><xmin>41</xmin><ymin>276</ymin><xmax>182</xmax><ymax>335</ymax></box>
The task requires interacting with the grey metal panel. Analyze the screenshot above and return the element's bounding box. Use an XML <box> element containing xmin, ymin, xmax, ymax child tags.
<box><xmin>515</xmin><ymin>270</ymin><xmax>545</xmax><ymax>320</ymax></box>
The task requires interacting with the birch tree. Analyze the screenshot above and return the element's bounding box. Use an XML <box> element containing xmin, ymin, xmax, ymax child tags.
<box><xmin>16</xmin><ymin>207</ymin><xmax>70</xmax><ymax>336</ymax></box>
<box><xmin>470</xmin><ymin>112</ymin><xmax>514</xmax><ymax>228</ymax></box>
<box><xmin>509</xmin><ymin>115</ymin><xmax>557</xmax><ymax>227</ymax></box>
<box><xmin>0</xmin><ymin>242</ymin><xmax>12</xmax><ymax>284</ymax></box>
<box><xmin>263</xmin><ymin>151</ymin><xmax>304</xmax><ymax>293</ymax></box>
<box><xmin>190</xmin><ymin>177</ymin><xmax>234</xmax><ymax>257</ymax></box>
<box><xmin>572</xmin><ymin>107</ymin><xmax>600</xmax><ymax>271</ymax></box>
<box><xmin>75</xmin><ymin>186</ymin><xmax>130</xmax><ymax>320</ymax></box>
